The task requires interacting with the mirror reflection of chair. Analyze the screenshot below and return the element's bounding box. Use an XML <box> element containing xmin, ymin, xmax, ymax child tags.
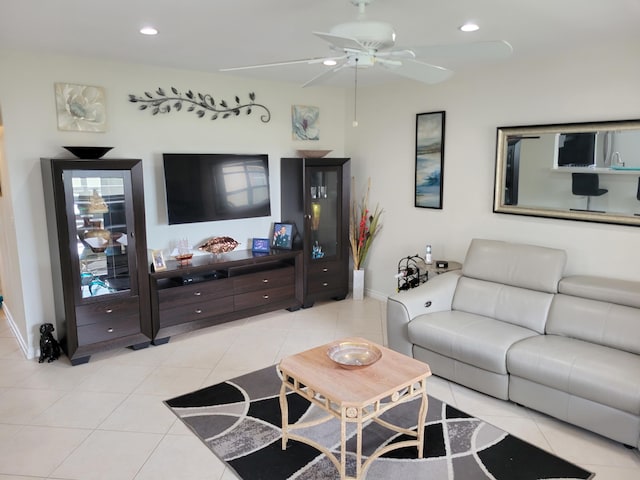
<box><xmin>571</xmin><ymin>173</ymin><xmax>608</xmax><ymax>212</ymax></box>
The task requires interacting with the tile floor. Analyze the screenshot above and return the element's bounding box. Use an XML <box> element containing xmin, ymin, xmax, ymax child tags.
<box><xmin>0</xmin><ymin>298</ymin><xmax>638</xmax><ymax>479</ymax></box>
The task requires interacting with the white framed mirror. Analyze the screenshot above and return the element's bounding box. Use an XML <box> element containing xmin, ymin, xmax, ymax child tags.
<box><xmin>494</xmin><ymin>119</ymin><xmax>640</xmax><ymax>227</ymax></box>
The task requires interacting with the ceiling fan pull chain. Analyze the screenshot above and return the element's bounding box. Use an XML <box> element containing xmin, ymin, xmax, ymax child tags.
<box><xmin>353</xmin><ymin>57</ymin><xmax>359</xmax><ymax>127</ymax></box>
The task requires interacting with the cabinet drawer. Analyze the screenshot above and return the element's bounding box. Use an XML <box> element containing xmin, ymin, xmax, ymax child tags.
<box><xmin>159</xmin><ymin>296</ymin><xmax>235</xmax><ymax>328</ymax></box>
<box><xmin>234</xmin><ymin>284</ymin><xmax>296</xmax><ymax>310</ymax></box>
<box><xmin>158</xmin><ymin>278</ymin><xmax>232</xmax><ymax>309</ymax></box>
<box><xmin>307</xmin><ymin>261</ymin><xmax>346</xmax><ymax>294</ymax></box>
<box><xmin>233</xmin><ymin>265</ymin><xmax>294</xmax><ymax>294</ymax></box>
<box><xmin>76</xmin><ymin>297</ymin><xmax>140</xmax><ymax>327</ymax></box>
<box><xmin>77</xmin><ymin>314</ymin><xmax>141</xmax><ymax>345</ymax></box>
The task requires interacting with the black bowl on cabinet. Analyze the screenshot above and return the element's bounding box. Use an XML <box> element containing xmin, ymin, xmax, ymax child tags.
<box><xmin>63</xmin><ymin>146</ymin><xmax>113</xmax><ymax>159</ymax></box>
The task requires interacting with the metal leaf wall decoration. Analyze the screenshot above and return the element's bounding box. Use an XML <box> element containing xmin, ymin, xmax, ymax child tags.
<box><xmin>128</xmin><ymin>87</ymin><xmax>271</xmax><ymax>123</ymax></box>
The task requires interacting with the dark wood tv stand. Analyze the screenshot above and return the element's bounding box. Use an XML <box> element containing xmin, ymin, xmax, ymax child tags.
<box><xmin>149</xmin><ymin>249</ymin><xmax>303</xmax><ymax>344</ymax></box>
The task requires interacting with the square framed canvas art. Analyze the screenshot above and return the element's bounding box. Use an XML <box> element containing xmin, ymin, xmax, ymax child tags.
<box><xmin>55</xmin><ymin>83</ymin><xmax>107</xmax><ymax>132</ymax></box>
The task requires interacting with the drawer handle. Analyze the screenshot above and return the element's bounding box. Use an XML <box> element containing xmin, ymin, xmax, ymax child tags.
<box><xmin>107</xmin><ymin>327</ymin><xmax>114</xmax><ymax>333</ymax></box>
<box><xmin>195</xmin><ymin>308</ymin><xmax>202</xmax><ymax>314</ymax></box>
<box><xmin>322</xmin><ymin>268</ymin><xmax>328</xmax><ymax>272</ymax></box>
<box><xmin>263</xmin><ymin>294</ymin><xmax>269</xmax><ymax>299</ymax></box>
<box><xmin>263</xmin><ymin>279</ymin><xmax>269</xmax><ymax>283</ymax></box>
<box><xmin>194</xmin><ymin>291</ymin><xmax>201</xmax><ymax>296</ymax></box>
<box><xmin>105</xmin><ymin>309</ymin><xmax>113</xmax><ymax>314</ymax></box>
<box><xmin>322</xmin><ymin>282</ymin><xmax>329</xmax><ymax>287</ymax></box>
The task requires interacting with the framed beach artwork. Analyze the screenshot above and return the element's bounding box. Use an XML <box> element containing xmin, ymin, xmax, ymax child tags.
<box><xmin>415</xmin><ymin>111</ymin><xmax>445</xmax><ymax>209</ymax></box>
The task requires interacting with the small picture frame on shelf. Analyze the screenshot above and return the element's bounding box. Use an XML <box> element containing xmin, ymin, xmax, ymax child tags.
<box><xmin>272</xmin><ymin>223</ymin><xmax>293</xmax><ymax>250</ymax></box>
<box><xmin>252</xmin><ymin>238</ymin><xmax>271</xmax><ymax>253</ymax></box>
<box><xmin>152</xmin><ymin>249</ymin><xmax>167</xmax><ymax>272</ymax></box>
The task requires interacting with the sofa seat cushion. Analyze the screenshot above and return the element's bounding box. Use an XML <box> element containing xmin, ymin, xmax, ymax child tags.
<box><xmin>408</xmin><ymin>310</ymin><xmax>539</xmax><ymax>374</ymax></box>
<box><xmin>507</xmin><ymin>335</ymin><xmax>640</xmax><ymax>416</ymax></box>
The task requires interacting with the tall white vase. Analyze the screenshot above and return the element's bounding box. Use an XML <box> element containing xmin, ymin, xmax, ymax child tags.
<box><xmin>353</xmin><ymin>269</ymin><xmax>365</xmax><ymax>300</ymax></box>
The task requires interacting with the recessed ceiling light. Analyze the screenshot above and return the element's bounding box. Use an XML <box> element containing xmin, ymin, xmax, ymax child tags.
<box><xmin>459</xmin><ymin>22</ymin><xmax>479</xmax><ymax>32</ymax></box>
<box><xmin>140</xmin><ymin>26</ymin><xmax>158</xmax><ymax>36</ymax></box>
<box><xmin>323</xmin><ymin>59</ymin><xmax>338</xmax><ymax>66</ymax></box>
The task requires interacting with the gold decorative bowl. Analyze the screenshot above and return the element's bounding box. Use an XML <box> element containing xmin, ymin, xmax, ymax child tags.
<box><xmin>327</xmin><ymin>340</ymin><xmax>382</xmax><ymax>369</ymax></box>
<box><xmin>296</xmin><ymin>149</ymin><xmax>332</xmax><ymax>158</ymax></box>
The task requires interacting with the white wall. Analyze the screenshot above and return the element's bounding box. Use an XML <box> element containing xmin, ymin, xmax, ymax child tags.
<box><xmin>0</xmin><ymin>49</ymin><xmax>347</xmax><ymax>357</ymax></box>
<box><xmin>346</xmin><ymin>44</ymin><xmax>640</xmax><ymax>298</ymax></box>
<box><xmin>2</xmin><ymin>43</ymin><xmax>639</xmax><ymax>356</ymax></box>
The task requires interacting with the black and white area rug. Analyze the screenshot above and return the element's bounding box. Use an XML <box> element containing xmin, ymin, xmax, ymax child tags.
<box><xmin>165</xmin><ymin>365</ymin><xmax>594</xmax><ymax>480</ymax></box>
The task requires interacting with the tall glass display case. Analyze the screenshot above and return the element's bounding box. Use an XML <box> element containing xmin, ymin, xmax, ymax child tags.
<box><xmin>41</xmin><ymin>158</ymin><xmax>152</xmax><ymax>365</ymax></box>
<box><xmin>281</xmin><ymin>157</ymin><xmax>350</xmax><ymax>307</ymax></box>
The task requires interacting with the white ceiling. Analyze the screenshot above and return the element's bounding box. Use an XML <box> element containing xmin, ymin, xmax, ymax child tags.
<box><xmin>1</xmin><ymin>0</ymin><xmax>639</xmax><ymax>87</ymax></box>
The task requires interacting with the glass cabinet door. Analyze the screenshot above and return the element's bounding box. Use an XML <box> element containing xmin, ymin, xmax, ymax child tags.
<box><xmin>65</xmin><ymin>170</ymin><xmax>134</xmax><ymax>300</ymax></box>
<box><xmin>307</xmin><ymin>166</ymin><xmax>340</xmax><ymax>261</ymax></box>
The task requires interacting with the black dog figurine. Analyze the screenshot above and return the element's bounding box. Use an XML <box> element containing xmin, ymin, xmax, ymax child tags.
<box><xmin>39</xmin><ymin>323</ymin><xmax>61</xmax><ymax>363</ymax></box>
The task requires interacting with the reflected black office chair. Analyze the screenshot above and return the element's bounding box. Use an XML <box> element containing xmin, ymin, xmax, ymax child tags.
<box><xmin>571</xmin><ymin>173</ymin><xmax>608</xmax><ymax>212</ymax></box>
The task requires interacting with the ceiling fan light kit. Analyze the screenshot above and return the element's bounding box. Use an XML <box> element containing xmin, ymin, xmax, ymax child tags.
<box><xmin>326</xmin><ymin>20</ymin><xmax>397</xmax><ymax>50</ymax></box>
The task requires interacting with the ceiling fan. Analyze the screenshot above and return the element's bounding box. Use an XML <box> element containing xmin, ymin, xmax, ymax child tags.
<box><xmin>220</xmin><ymin>0</ymin><xmax>513</xmax><ymax>87</ymax></box>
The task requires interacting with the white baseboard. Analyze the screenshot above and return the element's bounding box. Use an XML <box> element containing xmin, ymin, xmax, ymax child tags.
<box><xmin>3</xmin><ymin>305</ymin><xmax>33</xmax><ymax>359</ymax></box>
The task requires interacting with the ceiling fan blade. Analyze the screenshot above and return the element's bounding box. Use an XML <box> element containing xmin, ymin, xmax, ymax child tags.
<box><xmin>411</xmin><ymin>40</ymin><xmax>513</xmax><ymax>64</ymax></box>
<box><xmin>302</xmin><ymin>63</ymin><xmax>348</xmax><ymax>88</ymax></box>
<box><xmin>380</xmin><ymin>49</ymin><xmax>416</xmax><ymax>59</ymax></box>
<box><xmin>313</xmin><ymin>31</ymin><xmax>366</xmax><ymax>51</ymax></box>
<box><xmin>381</xmin><ymin>58</ymin><xmax>453</xmax><ymax>84</ymax></box>
<box><xmin>220</xmin><ymin>57</ymin><xmax>331</xmax><ymax>72</ymax></box>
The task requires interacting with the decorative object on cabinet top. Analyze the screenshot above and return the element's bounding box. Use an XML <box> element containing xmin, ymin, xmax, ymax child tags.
<box><xmin>198</xmin><ymin>236</ymin><xmax>239</xmax><ymax>255</ymax></box>
<box><xmin>172</xmin><ymin>238</ymin><xmax>194</xmax><ymax>266</ymax></box>
<box><xmin>128</xmin><ymin>87</ymin><xmax>271</xmax><ymax>123</ymax></box>
<box><xmin>63</xmin><ymin>146</ymin><xmax>113</xmax><ymax>159</ymax></box>
<box><xmin>349</xmin><ymin>177</ymin><xmax>383</xmax><ymax>271</ymax></box>
<box><xmin>296</xmin><ymin>149</ymin><xmax>332</xmax><ymax>158</ymax></box>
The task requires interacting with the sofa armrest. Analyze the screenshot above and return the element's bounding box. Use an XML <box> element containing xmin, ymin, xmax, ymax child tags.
<box><xmin>386</xmin><ymin>270</ymin><xmax>461</xmax><ymax>356</ymax></box>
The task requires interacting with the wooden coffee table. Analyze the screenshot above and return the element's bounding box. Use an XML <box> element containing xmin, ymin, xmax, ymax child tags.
<box><xmin>278</xmin><ymin>337</ymin><xmax>431</xmax><ymax>480</ymax></box>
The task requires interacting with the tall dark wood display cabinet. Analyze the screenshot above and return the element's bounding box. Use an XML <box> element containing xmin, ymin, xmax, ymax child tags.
<box><xmin>281</xmin><ymin>157</ymin><xmax>350</xmax><ymax>307</ymax></box>
<box><xmin>41</xmin><ymin>158</ymin><xmax>152</xmax><ymax>365</ymax></box>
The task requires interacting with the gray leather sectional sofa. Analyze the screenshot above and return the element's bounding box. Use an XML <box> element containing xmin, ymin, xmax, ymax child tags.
<box><xmin>387</xmin><ymin>238</ymin><xmax>640</xmax><ymax>449</ymax></box>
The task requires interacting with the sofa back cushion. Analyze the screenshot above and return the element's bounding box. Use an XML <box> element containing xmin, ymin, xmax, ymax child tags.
<box><xmin>462</xmin><ymin>239</ymin><xmax>567</xmax><ymax>294</ymax></box>
<box><xmin>547</xmin><ymin>276</ymin><xmax>640</xmax><ymax>355</ymax></box>
<box><xmin>559</xmin><ymin>275</ymin><xmax>640</xmax><ymax>309</ymax></box>
<box><xmin>452</xmin><ymin>277</ymin><xmax>555</xmax><ymax>333</ymax></box>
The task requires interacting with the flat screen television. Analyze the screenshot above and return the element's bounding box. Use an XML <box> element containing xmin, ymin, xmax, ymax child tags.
<box><xmin>163</xmin><ymin>153</ymin><xmax>271</xmax><ymax>225</ymax></box>
<box><xmin>557</xmin><ymin>132</ymin><xmax>596</xmax><ymax>167</ymax></box>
